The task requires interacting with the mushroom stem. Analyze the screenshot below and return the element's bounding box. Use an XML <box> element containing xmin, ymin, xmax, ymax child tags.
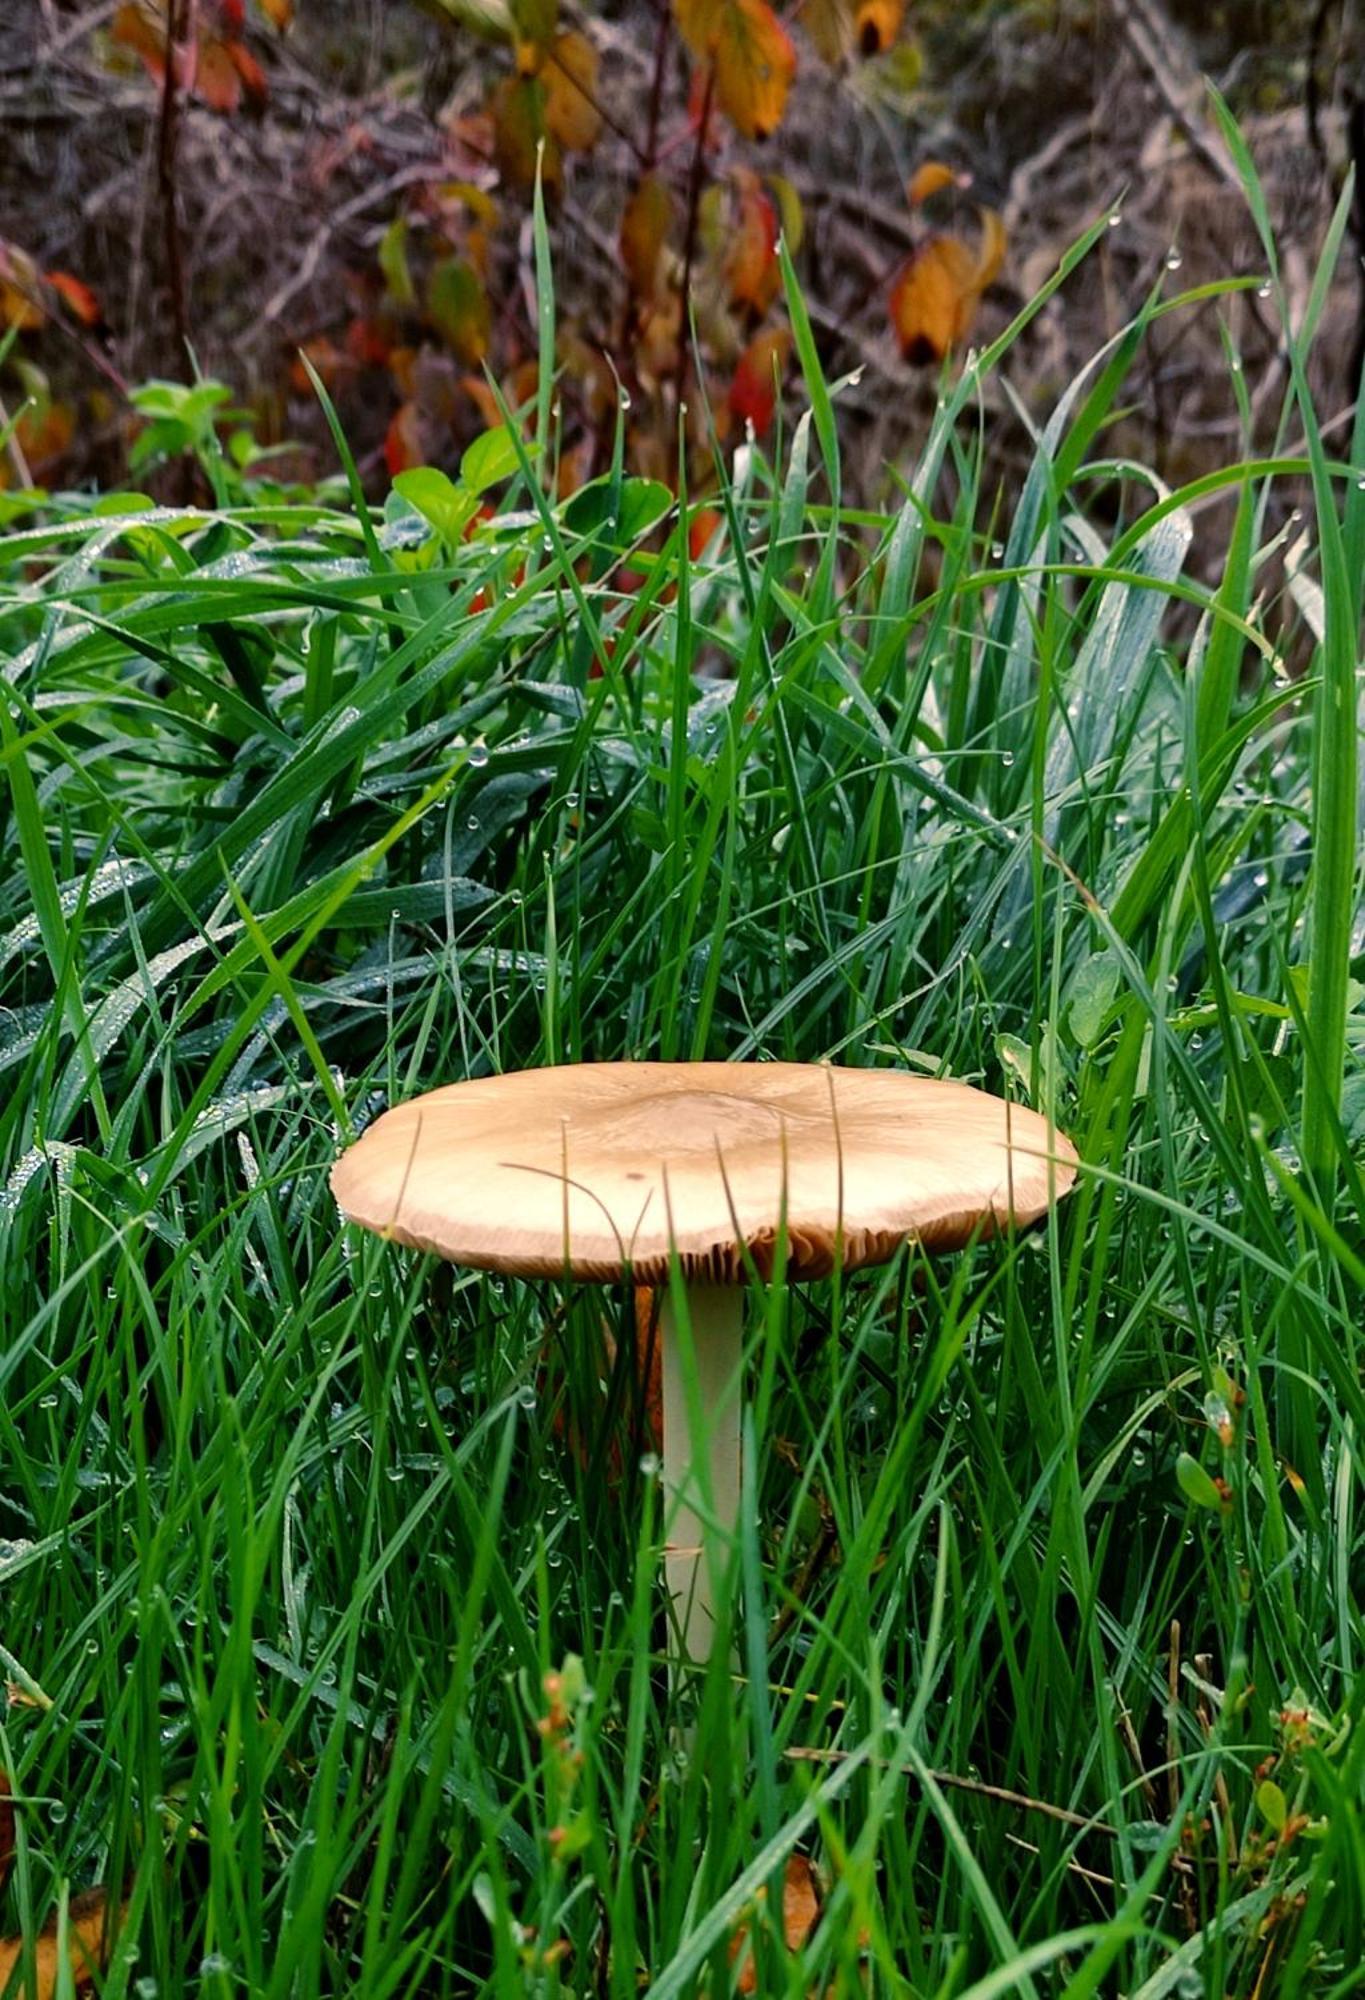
<box><xmin>660</xmin><ymin>1282</ymin><xmax>744</xmax><ymax>1667</ymax></box>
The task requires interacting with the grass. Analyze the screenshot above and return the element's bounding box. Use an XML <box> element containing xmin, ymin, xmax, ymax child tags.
<box><xmin>1</xmin><ymin>132</ymin><xmax>1363</xmax><ymax>1997</ymax></box>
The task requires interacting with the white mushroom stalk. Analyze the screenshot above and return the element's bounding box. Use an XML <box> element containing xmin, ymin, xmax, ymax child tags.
<box><xmin>658</xmin><ymin>1283</ymin><xmax>745</xmax><ymax>1666</ymax></box>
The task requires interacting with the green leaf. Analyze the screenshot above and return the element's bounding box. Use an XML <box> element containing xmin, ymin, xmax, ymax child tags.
<box><xmin>427</xmin><ymin>258</ymin><xmax>491</xmax><ymax>366</ymax></box>
<box><xmin>561</xmin><ymin>475</ymin><xmax>671</xmax><ymax>550</ymax></box>
<box><xmin>1067</xmin><ymin>952</ymin><xmax>1120</xmax><ymax>1049</ymax></box>
<box><xmin>461</xmin><ymin>425</ymin><xmax>521</xmax><ymax>496</ymax></box>
<box><xmin>1176</xmin><ymin>1452</ymin><xmax>1223</xmax><ymax>1511</ymax></box>
<box><xmin>378</xmin><ymin>217</ymin><xmax>416</xmax><ymax>308</ymax></box>
<box><xmin>392</xmin><ymin>467</ymin><xmax>480</xmax><ymax>546</ymax></box>
<box><xmin>1256</xmin><ymin>1779</ymin><xmax>1288</xmax><ymax>1833</ymax></box>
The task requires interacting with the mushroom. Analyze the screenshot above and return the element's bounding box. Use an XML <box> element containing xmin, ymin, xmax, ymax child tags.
<box><xmin>330</xmin><ymin>1062</ymin><xmax>1078</xmax><ymax>1667</ymax></box>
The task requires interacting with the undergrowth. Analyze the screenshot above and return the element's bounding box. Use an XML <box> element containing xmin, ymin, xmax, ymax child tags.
<box><xmin>0</xmin><ymin>109</ymin><xmax>1362</xmax><ymax>1998</ymax></box>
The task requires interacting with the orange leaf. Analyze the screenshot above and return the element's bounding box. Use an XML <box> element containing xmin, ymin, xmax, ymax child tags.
<box><xmin>728</xmin><ymin>327</ymin><xmax>789</xmax><ymax>434</ymax></box>
<box><xmin>193</xmin><ymin>35</ymin><xmax>242</xmax><ymax>110</ymax></box>
<box><xmin>0</xmin><ymin>1887</ymin><xmax>117</xmax><ymax>1995</ymax></box>
<box><xmin>688</xmin><ymin>505</ymin><xmax>723</xmax><ymax>560</ymax></box>
<box><xmin>731</xmin><ymin>1855</ymin><xmax>821</xmax><ymax>1993</ymax></box>
<box><xmin>110</xmin><ymin>1</ymin><xmax>168</xmax><ymax>77</ymax></box>
<box><xmin>46</xmin><ymin>270</ymin><xmax>102</xmax><ymax>325</ymax></box>
<box><xmin>256</xmin><ymin>0</ymin><xmax>293</xmax><ymax>25</ymax></box>
<box><xmin>889</xmin><ymin>207</ymin><xmax>1005</xmax><ymax>362</ymax></box>
<box><xmin>724</xmin><ymin>168</ymin><xmax>779</xmax><ymax>312</ymax></box>
<box><xmin>491</xmin><ymin>74</ymin><xmax>561</xmax><ymax>190</ymax></box>
<box><xmin>620</xmin><ymin>174</ymin><xmax>673</xmax><ymax>301</ymax></box>
<box><xmin>673</xmin><ymin>0</ymin><xmax>796</xmax><ymax>140</ymax></box>
<box><xmin>907</xmin><ymin>158</ymin><xmax>960</xmax><ymax>206</ymax></box>
<box><xmin>0</xmin><ymin>244</ymin><xmax>44</xmax><ymax>331</ymax></box>
<box><xmin>14</xmin><ymin>397</ymin><xmax>75</xmax><ymax>474</ymax></box>
<box><xmin>543</xmin><ymin>32</ymin><xmax>601</xmax><ymax>150</ymax></box>
<box><xmin>384</xmin><ymin>402</ymin><xmax>426</xmax><ymax>477</ymax></box>
<box><xmin>853</xmin><ymin>0</ymin><xmax>903</xmax><ymax>53</ymax></box>
<box><xmin>226</xmin><ymin>36</ymin><xmax>269</xmax><ymax>99</ymax></box>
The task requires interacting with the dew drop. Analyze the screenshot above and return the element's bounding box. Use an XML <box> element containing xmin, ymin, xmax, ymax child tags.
<box><xmin>468</xmin><ymin>744</ymin><xmax>489</xmax><ymax>769</ymax></box>
<box><xmin>1165</xmin><ymin>248</ymin><xmax>1183</xmax><ymax>272</ymax></box>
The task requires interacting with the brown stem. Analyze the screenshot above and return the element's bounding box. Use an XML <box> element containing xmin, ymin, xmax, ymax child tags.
<box><xmin>642</xmin><ymin>0</ymin><xmax>673</xmax><ymax>171</ymax></box>
<box><xmin>157</xmin><ymin>0</ymin><xmax>191</xmax><ymax>375</ymax></box>
<box><xmin>673</xmin><ymin>62</ymin><xmax>715</xmax><ymax>422</ymax></box>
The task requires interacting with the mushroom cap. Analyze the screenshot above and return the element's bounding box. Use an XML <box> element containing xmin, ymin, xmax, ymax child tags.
<box><xmin>330</xmin><ymin>1062</ymin><xmax>1078</xmax><ymax>1283</ymax></box>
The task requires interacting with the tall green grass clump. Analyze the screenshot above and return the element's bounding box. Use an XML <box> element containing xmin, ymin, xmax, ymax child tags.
<box><xmin>0</xmin><ymin>119</ymin><xmax>1361</xmax><ymax>1998</ymax></box>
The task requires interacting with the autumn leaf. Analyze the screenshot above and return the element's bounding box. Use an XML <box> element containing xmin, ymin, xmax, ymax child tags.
<box><xmin>853</xmin><ymin>0</ymin><xmax>903</xmax><ymax>54</ymax></box>
<box><xmin>728</xmin><ymin>326</ymin><xmax>789</xmax><ymax>433</ymax></box>
<box><xmin>255</xmin><ymin>0</ymin><xmax>293</xmax><ymax>25</ymax></box>
<box><xmin>109</xmin><ymin>2</ymin><xmax>178</xmax><ymax>83</ymax></box>
<box><xmin>0</xmin><ymin>1888</ymin><xmax>119</xmax><ymax>1996</ymax></box>
<box><xmin>731</xmin><ymin>1855</ymin><xmax>821</xmax><ymax>1992</ymax></box>
<box><xmin>510</xmin><ymin>0</ymin><xmax>556</xmax><ymax>54</ymax></box>
<box><xmin>46</xmin><ymin>270</ymin><xmax>102</xmax><ymax>325</ymax></box>
<box><xmin>800</xmin><ymin>0</ymin><xmax>851</xmax><ymax>64</ymax></box>
<box><xmin>225</xmin><ymin>36</ymin><xmax>269</xmax><ymax>99</ymax></box>
<box><xmin>427</xmin><ymin>256</ymin><xmax>491</xmax><ymax>365</ymax></box>
<box><xmin>673</xmin><ymin>0</ymin><xmax>796</xmax><ymax>140</ymax></box>
<box><xmin>889</xmin><ymin>206</ymin><xmax>1006</xmax><ymax>363</ymax></box>
<box><xmin>620</xmin><ymin>174</ymin><xmax>673</xmax><ymax>301</ymax></box>
<box><xmin>193</xmin><ymin>35</ymin><xmax>243</xmax><ymax>109</ymax></box>
<box><xmin>0</xmin><ymin>244</ymin><xmax>44</xmax><ymax>331</ymax></box>
<box><xmin>543</xmin><ymin>32</ymin><xmax>602</xmax><ymax>151</ymax></box>
<box><xmin>907</xmin><ymin>158</ymin><xmax>963</xmax><ymax>206</ymax></box>
<box><xmin>724</xmin><ymin>168</ymin><xmax>779</xmax><ymax>311</ymax></box>
<box><xmin>384</xmin><ymin>401</ymin><xmax>426</xmax><ymax>477</ymax></box>
<box><xmin>688</xmin><ymin>505</ymin><xmax>723</xmax><ymax>560</ymax></box>
<box><xmin>491</xmin><ymin>73</ymin><xmax>561</xmax><ymax>189</ymax></box>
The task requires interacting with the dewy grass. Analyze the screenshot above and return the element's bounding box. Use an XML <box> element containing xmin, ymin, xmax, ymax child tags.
<box><xmin>1</xmin><ymin>134</ymin><xmax>1363</xmax><ymax>1997</ymax></box>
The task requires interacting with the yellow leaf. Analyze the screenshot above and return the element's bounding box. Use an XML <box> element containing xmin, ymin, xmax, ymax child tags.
<box><xmin>731</xmin><ymin>1855</ymin><xmax>821</xmax><ymax>1992</ymax></box>
<box><xmin>853</xmin><ymin>0</ymin><xmax>903</xmax><ymax>55</ymax></box>
<box><xmin>907</xmin><ymin>158</ymin><xmax>959</xmax><ymax>206</ymax></box>
<box><xmin>543</xmin><ymin>31</ymin><xmax>602</xmax><ymax>151</ymax></box>
<box><xmin>973</xmin><ymin>204</ymin><xmax>1007</xmax><ymax>288</ymax></box>
<box><xmin>255</xmin><ymin>0</ymin><xmax>293</xmax><ymax>27</ymax></box>
<box><xmin>0</xmin><ymin>1889</ymin><xmax>118</xmax><ymax>1996</ymax></box>
<box><xmin>491</xmin><ymin>73</ymin><xmax>561</xmax><ymax>189</ymax></box>
<box><xmin>427</xmin><ymin>257</ymin><xmax>491</xmax><ymax>364</ymax></box>
<box><xmin>673</xmin><ymin>0</ymin><xmax>796</xmax><ymax>140</ymax></box>
<box><xmin>799</xmin><ymin>0</ymin><xmax>851</xmax><ymax>63</ymax></box>
<box><xmin>620</xmin><ymin>174</ymin><xmax>673</xmax><ymax>301</ymax></box>
<box><xmin>889</xmin><ymin>207</ymin><xmax>1006</xmax><ymax>362</ymax></box>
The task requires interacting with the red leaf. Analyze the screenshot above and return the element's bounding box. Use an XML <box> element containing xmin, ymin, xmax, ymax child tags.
<box><xmin>46</xmin><ymin>271</ymin><xmax>103</xmax><ymax>325</ymax></box>
<box><xmin>384</xmin><ymin>402</ymin><xmax>426</xmax><ymax>477</ymax></box>
<box><xmin>724</xmin><ymin>169</ymin><xmax>779</xmax><ymax>312</ymax></box>
<box><xmin>226</xmin><ymin>37</ymin><xmax>269</xmax><ymax>100</ymax></box>
<box><xmin>193</xmin><ymin>35</ymin><xmax>242</xmax><ymax>110</ymax></box>
<box><xmin>728</xmin><ymin>327</ymin><xmax>789</xmax><ymax>434</ymax></box>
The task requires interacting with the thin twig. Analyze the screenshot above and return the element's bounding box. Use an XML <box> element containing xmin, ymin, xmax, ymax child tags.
<box><xmin>673</xmin><ymin>62</ymin><xmax>715</xmax><ymax>421</ymax></box>
<box><xmin>156</xmin><ymin>0</ymin><xmax>191</xmax><ymax>373</ymax></box>
<box><xmin>784</xmin><ymin>1746</ymin><xmax>1117</xmax><ymax>1838</ymax></box>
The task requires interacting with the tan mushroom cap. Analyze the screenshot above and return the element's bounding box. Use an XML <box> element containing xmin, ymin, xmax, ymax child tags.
<box><xmin>331</xmin><ymin>1062</ymin><xmax>1078</xmax><ymax>1283</ymax></box>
